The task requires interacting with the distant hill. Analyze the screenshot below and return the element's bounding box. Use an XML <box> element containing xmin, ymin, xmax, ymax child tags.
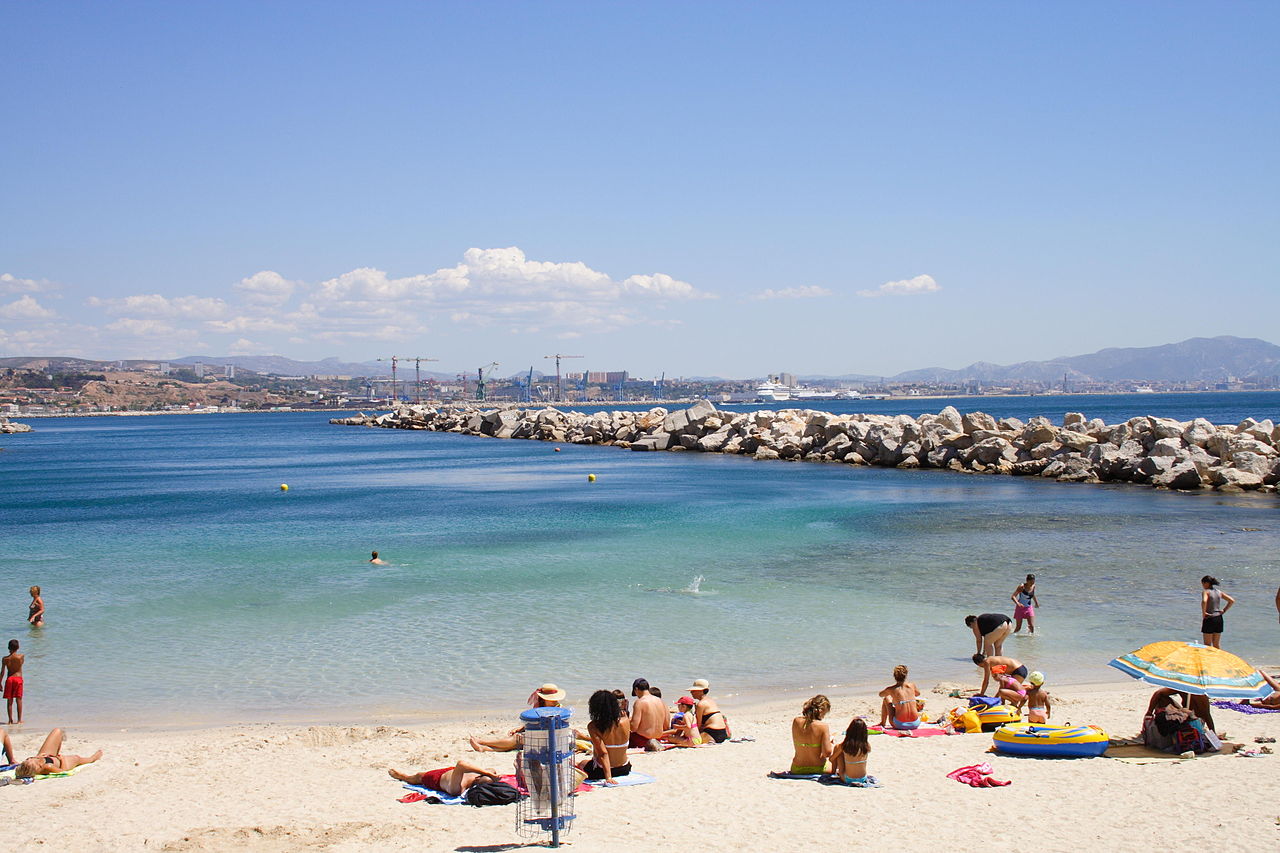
<box><xmin>172</xmin><ymin>355</ymin><xmax>407</xmax><ymax>378</ymax></box>
<box><xmin>887</xmin><ymin>336</ymin><xmax>1280</xmax><ymax>384</ymax></box>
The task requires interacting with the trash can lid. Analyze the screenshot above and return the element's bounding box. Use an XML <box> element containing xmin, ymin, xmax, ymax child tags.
<box><xmin>520</xmin><ymin>706</ymin><xmax>572</xmax><ymax>727</ymax></box>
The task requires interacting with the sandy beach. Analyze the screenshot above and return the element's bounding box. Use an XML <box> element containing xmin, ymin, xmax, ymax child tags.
<box><xmin>4</xmin><ymin>680</ymin><xmax>1277</xmax><ymax>852</ymax></box>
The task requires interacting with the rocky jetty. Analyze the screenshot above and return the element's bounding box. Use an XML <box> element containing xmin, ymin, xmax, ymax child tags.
<box><xmin>0</xmin><ymin>418</ymin><xmax>32</xmax><ymax>434</ymax></box>
<box><xmin>331</xmin><ymin>402</ymin><xmax>1280</xmax><ymax>494</ymax></box>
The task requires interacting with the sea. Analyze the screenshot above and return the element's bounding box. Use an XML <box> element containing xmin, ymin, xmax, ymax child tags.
<box><xmin>2</xmin><ymin>391</ymin><xmax>1278</xmax><ymax>727</ymax></box>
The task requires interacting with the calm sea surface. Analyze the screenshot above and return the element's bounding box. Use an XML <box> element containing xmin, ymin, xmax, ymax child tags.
<box><xmin>2</xmin><ymin>392</ymin><xmax>1278</xmax><ymax>726</ymax></box>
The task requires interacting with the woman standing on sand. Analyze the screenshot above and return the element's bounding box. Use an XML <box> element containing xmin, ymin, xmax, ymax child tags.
<box><xmin>789</xmin><ymin>695</ymin><xmax>832</xmax><ymax>774</ymax></box>
<box><xmin>1200</xmin><ymin>575</ymin><xmax>1234</xmax><ymax>649</ymax></box>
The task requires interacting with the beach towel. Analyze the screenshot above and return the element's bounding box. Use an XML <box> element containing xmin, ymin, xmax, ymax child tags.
<box><xmin>946</xmin><ymin>762</ymin><xmax>1010</xmax><ymax>787</ymax></box>
<box><xmin>585</xmin><ymin>771</ymin><xmax>655</xmax><ymax>788</ymax></box>
<box><xmin>766</xmin><ymin>771</ymin><xmax>881</xmax><ymax>788</ymax></box>
<box><xmin>1105</xmin><ymin>742</ymin><xmax>1240</xmax><ymax>764</ymax></box>
<box><xmin>1212</xmin><ymin>700</ymin><xmax>1280</xmax><ymax>715</ymax></box>
<box><xmin>0</xmin><ymin>764</ymin><xmax>87</xmax><ymax>782</ymax></box>
<box><xmin>870</xmin><ymin>725</ymin><xmax>952</xmax><ymax>738</ymax></box>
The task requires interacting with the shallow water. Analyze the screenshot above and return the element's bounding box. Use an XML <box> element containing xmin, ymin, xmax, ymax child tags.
<box><xmin>1</xmin><ymin>402</ymin><xmax>1277</xmax><ymax>726</ymax></box>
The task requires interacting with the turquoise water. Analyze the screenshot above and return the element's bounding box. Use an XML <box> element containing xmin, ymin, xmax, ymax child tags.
<box><xmin>2</xmin><ymin>403</ymin><xmax>1278</xmax><ymax>726</ymax></box>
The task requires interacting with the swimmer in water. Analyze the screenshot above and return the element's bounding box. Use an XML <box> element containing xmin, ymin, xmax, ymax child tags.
<box><xmin>369</xmin><ymin>551</ymin><xmax>388</xmax><ymax>565</ymax></box>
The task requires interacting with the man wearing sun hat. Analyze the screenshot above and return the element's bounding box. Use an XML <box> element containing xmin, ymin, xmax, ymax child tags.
<box><xmin>689</xmin><ymin>678</ymin><xmax>731</xmax><ymax>743</ymax></box>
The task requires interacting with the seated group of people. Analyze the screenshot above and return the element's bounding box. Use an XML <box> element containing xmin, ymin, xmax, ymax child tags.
<box><xmin>973</xmin><ymin>654</ymin><xmax>1052</xmax><ymax>723</ymax></box>
<box><xmin>789</xmin><ymin>694</ymin><xmax>872</xmax><ymax>783</ymax></box>
<box><xmin>1143</xmin><ymin>687</ymin><xmax>1221</xmax><ymax>754</ymax></box>
<box><xmin>391</xmin><ymin>677</ymin><xmax>732</xmax><ymax>792</ymax></box>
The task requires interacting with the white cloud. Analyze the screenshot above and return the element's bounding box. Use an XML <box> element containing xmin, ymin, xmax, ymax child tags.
<box><xmin>0</xmin><ymin>295</ymin><xmax>56</xmax><ymax>320</ymax></box>
<box><xmin>752</xmin><ymin>285</ymin><xmax>832</xmax><ymax>301</ymax></box>
<box><xmin>857</xmin><ymin>274</ymin><xmax>940</xmax><ymax>298</ymax></box>
<box><xmin>228</xmin><ymin>337</ymin><xmax>268</xmax><ymax>355</ymax></box>
<box><xmin>234</xmin><ymin>271</ymin><xmax>297</xmax><ymax>305</ymax></box>
<box><xmin>204</xmin><ymin>315</ymin><xmax>298</xmax><ymax>335</ymax></box>
<box><xmin>89</xmin><ymin>294</ymin><xmax>229</xmax><ymax>319</ymax></box>
<box><xmin>1</xmin><ymin>273</ymin><xmax>56</xmax><ymax>294</ymax></box>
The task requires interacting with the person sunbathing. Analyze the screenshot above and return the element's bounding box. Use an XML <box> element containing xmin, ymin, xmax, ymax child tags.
<box><xmin>578</xmin><ymin>689</ymin><xmax>632</xmax><ymax>785</ymax></box>
<box><xmin>790</xmin><ymin>695</ymin><xmax>832</xmax><ymax>774</ymax></box>
<box><xmin>10</xmin><ymin>728</ymin><xmax>103</xmax><ymax>779</ymax></box>
<box><xmin>388</xmin><ymin>760</ymin><xmax>501</xmax><ymax>797</ymax></box>
<box><xmin>878</xmin><ymin>665</ymin><xmax>922</xmax><ymax>730</ymax></box>
<box><xmin>1244</xmin><ymin>672</ymin><xmax>1280</xmax><ymax>709</ymax></box>
<box><xmin>831</xmin><ymin>718</ymin><xmax>871</xmax><ymax>783</ymax></box>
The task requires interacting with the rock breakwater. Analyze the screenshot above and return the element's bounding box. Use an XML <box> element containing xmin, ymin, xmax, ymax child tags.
<box><xmin>0</xmin><ymin>418</ymin><xmax>32</xmax><ymax>434</ymax></box>
<box><xmin>332</xmin><ymin>402</ymin><xmax>1280</xmax><ymax>494</ymax></box>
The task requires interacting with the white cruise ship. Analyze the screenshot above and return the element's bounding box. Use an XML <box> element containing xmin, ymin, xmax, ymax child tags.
<box><xmin>755</xmin><ymin>380</ymin><xmax>858</xmax><ymax>403</ymax></box>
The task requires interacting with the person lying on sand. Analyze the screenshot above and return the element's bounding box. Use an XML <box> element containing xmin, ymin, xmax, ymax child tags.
<box><xmin>10</xmin><ymin>728</ymin><xmax>103</xmax><ymax>779</ymax></box>
<box><xmin>790</xmin><ymin>695</ymin><xmax>832</xmax><ymax>774</ymax></box>
<box><xmin>878</xmin><ymin>665</ymin><xmax>922</xmax><ymax>730</ymax></box>
<box><xmin>388</xmin><ymin>760</ymin><xmax>500</xmax><ymax>796</ymax></box>
<box><xmin>1244</xmin><ymin>672</ymin><xmax>1280</xmax><ymax>709</ymax></box>
<box><xmin>973</xmin><ymin>654</ymin><xmax>1028</xmax><ymax>703</ymax></box>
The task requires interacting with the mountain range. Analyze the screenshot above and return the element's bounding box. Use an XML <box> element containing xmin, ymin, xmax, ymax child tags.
<box><xmin>3</xmin><ymin>336</ymin><xmax>1279</xmax><ymax>384</ymax></box>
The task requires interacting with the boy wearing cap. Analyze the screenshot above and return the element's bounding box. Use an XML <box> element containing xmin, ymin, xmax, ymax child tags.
<box><xmin>1025</xmin><ymin>672</ymin><xmax>1051</xmax><ymax>723</ymax></box>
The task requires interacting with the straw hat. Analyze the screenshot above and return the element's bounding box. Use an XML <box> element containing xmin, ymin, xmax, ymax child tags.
<box><xmin>533</xmin><ymin>683</ymin><xmax>566</xmax><ymax>703</ymax></box>
<box><xmin>690</xmin><ymin>678</ymin><xmax>710</xmax><ymax>693</ymax></box>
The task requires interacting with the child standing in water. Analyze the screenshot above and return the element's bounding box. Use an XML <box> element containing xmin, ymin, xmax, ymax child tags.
<box><xmin>1011</xmin><ymin>574</ymin><xmax>1038</xmax><ymax>633</ymax></box>
<box><xmin>28</xmin><ymin>587</ymin><xmax>44</xmax><ymax>627</ymax></box>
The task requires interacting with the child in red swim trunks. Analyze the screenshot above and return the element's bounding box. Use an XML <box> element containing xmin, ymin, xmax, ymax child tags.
<box><xmin>2</xmin><ymin>639</ymin><xmax>23</xmax><ymax>724</ymax></box>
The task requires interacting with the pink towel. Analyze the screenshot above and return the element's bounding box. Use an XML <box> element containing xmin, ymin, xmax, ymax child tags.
<box><xmin>946</xmin><ymin>762</ymin><xmax>1011</xmax><ymax>787</ymax></box>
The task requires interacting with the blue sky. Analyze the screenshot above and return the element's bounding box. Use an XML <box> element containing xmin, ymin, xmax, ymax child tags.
<box><xmin>2</xmin><ymin>1</ymin><xmax>1276</xmax><ymax>377</ymax></box>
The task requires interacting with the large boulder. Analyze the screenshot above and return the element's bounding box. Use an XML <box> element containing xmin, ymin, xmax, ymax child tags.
<box><xmin>937</xmin><ymin>406</ymin><xmax>964</xmax><ymax>432</ymax></box>
<box><xmin>1211</xmin><ymin>468</ymin><xmax>1265</xmax><ymax>491</ymax></box>
<box><xmin>961</xmin><ymin>411</ymin><xmax>997</xmax><ymax>434</ymax></box>
<box><xmin>1152</xmin><ymin>462</ymin><xmax>1203</xmax><ymax>490</ymax></box>
<box><xmin>1230</xmin><ymin>451</ymin><xmax>1273</xmax><ymax>478</ymax></box>
<box><xmin>631</xmin><ymin>433</ymin><xmax>672</xmax><ymax>451</ymax></box>
<box><xmin>1057</xmin><ymin>430</ymin><xmax>1095</xmax><ymax>452</ymax></box>
<box><xmin>1147</xmin><ymin>417</ymin><xmax>1185</xmax><ymax>439</ymax></box>
<box><xmin>1150</xmin><ymin>437</ymin><xmax>1185</xmax><ymax>457</ymax></box>
<box><xmin>1182</xmin><ymin>418</ymin><xmax>1218</xmax><ymax>448</ymax></box>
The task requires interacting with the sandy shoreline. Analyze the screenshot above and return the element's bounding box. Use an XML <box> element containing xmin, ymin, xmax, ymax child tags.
<box><xmin>5</xmin><ymin>680</ymin><xmax>1277</xmax><ymax>852</ymax></box>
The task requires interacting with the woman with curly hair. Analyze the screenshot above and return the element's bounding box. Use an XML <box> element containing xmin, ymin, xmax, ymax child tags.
<box><xmin>578</xmin><ymin>689</ymin><xmax>631</xmax><ymax>785</ymax></box>
<box><xmin>789</xmin><ymin>694</ymin><xmax>832</xmax><ymax>774</ymax></box>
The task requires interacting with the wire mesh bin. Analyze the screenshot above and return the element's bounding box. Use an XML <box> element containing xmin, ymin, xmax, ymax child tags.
<box><xmin>516</xmin><ymin>706</ymin><xmax>577</xmax><ymax>847</ymax></box>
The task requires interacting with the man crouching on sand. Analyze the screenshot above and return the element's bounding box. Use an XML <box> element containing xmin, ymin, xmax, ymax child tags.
<box><xmin>629</xmin><ymin>678</ymin><xmax>668</xmax><ymax>751</ymax></box>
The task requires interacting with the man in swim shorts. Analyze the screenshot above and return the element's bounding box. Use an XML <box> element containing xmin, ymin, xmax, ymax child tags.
<box><xmin>965</xmin><ymin>613</ymin><xmax>1013</xmax><ymax>657</ymax></box>
<box><xmin>629</xmin><ymin>678</ymin><xmax>668</xmax><ymax>751</ymax></box>
<box><xmin>2</xmin><ymin>639</ymin><xmax>23</xmax><ymax>724</ymax></box>
<box><xmin>388</xmin><ymin>760</ymin><xmax>501</xmax><ymax>797</ymax></box>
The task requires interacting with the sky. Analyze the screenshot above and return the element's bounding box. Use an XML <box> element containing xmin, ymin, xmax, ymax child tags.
<box><xmin>2</xmin><ymin>1</ymin><xmax>1277</xmax><ymax>378</ymax></box>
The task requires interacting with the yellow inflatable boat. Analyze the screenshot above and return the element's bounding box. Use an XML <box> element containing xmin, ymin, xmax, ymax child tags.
<box><xmin>992</xmin><ymin>722</ymin><xmax>1109</xmax><ymax>757</ymax></box>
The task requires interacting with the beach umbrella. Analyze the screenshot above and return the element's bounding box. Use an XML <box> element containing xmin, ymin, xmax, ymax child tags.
<box><xmin>1108</xmin><ymin>640</ymin><xmax>1272</xmax><ymax>699</ymax></box>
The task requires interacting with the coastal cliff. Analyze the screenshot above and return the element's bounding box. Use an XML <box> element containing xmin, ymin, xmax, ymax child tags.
<box><xmin>332</xmin><ymin>402</ymin><xmax>1280</xmax><ymax>494</ymax></box>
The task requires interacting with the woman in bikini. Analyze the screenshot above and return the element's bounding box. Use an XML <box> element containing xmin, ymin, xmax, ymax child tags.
<box><xmin>878</xmin><ymin>665</ymin><xmax>922</xmax><ymax>730</ymax></box>
<box><xmin>689</xmin><ymin>678</ymin><xmax>730</xmax><ymax>743</ymax></box>
<box><xmin>28</xmin><ymin>586</ymin><xmax>44</xmax><ymax>627</ymax></box>
<box><xmin>790</xmin><ymin>695</ymin><xmax>832</xmax><ymax>774</ymax></box>
<box><xmin>1200</xmin><ymin>575</ymin><xmax>1234</xmax><ymax>649</ymax></box>
<box><xmin>470</xmin><ymin>683</ymin><xmax>567</xmax><ymax>752</ymax></box>
<box><xmin>831</xmin><ymin>717</ymin><xmax>871</xmax><ymax>783</ymax></box>
<box><xmin>578</xmin><ymin>688</ymin><xmax>631</xmax><ymax>785</ymax></box>
<box><xmin>12</xmin><ymin>728</ymin><xmax>103</xmax><ymax>779</ymax></box>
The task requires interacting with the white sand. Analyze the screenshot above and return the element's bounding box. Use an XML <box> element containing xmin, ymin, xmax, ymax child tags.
<box><xmin>3</xmin><ymin>682</ymin><xmax>1277</xmax><ymax>852</ymax></box>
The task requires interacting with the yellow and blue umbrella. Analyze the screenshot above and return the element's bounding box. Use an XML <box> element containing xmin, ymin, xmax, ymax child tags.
<box><xmin>1109</xmin><ymin>640</ymin><xmax>1272</xmax><ymax>699</ymax></box>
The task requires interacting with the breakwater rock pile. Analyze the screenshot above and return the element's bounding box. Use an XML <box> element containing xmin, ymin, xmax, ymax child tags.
<box><xmin>332</xmin><ymin>402</ymin><xmax>1280</xmax><ymax>494</ymax></box>
<box><xmin>0</xmin><ymin>418</ymin><xmax>32</xmax><ymax>434</ymax></box>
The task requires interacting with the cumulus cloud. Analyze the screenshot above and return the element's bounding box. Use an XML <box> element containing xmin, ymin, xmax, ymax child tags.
<box><xmin>5</xmin><ymin>248</ymin><xmax>704</xmax><ymax>357</ymax></box>
<box><xmin>89</xmin><ymin>294</ymin><xmax>229</xmax><ymax>319</ymax></box>
<box><xmin>857</xmin><ymin>274</ymin><xmax>940</xmax><ymax>298</ymax></box>
<box><xmin>1</xmin><ymin>273</ymin><xmax>55</xmax><ymax>294</ymax></box>
<box><xmin>751</xmin><ymin>285</ymin><xmax>832</xmax><ymax>301</ymax></box>
<box><xmin>228</xmin><ymin>337</ymin><xmax>268</xmax><ymax>355</ymax></box>
<box><xmin>234</xmin><ymin>271</ymin><xmax>297</xmax><ymax>305</ymax></box>
<box><xmin>0</xmin><ymin>295</ymin><xmax>57</xmax><ymax>320</ymax></box>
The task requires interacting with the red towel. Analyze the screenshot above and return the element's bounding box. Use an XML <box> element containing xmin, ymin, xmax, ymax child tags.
<box><xmin>946</xmin><ymin>762</ymin><xmax>1011</xmax><ymax>787</ymax></box>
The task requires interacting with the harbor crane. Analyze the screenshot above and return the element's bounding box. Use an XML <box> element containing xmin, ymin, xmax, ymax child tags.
<box><xmin>477</xmin><ymin>362</ymin><xmax>500</xmax><ymax>402</ymax></box>
<box><xmin>543</xmin><ymin>354</ymin><xmax>583</xmax><ymax>402</ymax></box>
<box><xmin>377</xmin><ymin>356</ymin><xmax>400</xmax><ymax>406</ymax></box>
<box><xmin>406</xmin><ymin>356</ymin><xmax>439</xmax><ymax>404</ymax></box>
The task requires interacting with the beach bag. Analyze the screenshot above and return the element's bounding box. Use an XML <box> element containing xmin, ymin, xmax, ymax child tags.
<box><xmin>465</xmin><ymin>780</ymin><xmax>521</xmax><ymax>807</ymax></box>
